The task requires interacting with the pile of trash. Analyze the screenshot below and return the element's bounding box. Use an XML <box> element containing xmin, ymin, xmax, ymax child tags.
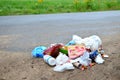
<box><xmin>32</xmin><ymin>35</ymin><xmax>109</xmax><ymax>72</ymax></box>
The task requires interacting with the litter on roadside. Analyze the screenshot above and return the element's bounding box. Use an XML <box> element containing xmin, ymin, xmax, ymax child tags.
<box><xmin>31</xmin><ymin>35</ymin><xmax>109</xmax><ymax>72</ymax></box>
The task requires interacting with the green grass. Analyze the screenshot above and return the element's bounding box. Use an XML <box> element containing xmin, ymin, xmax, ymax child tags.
<box><xmin>0</xmin><ymin>0</ymin><xmax>120</xmax><ymax>16</ymax></box>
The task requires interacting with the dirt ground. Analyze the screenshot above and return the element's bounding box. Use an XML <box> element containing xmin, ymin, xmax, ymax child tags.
<box><xmin>0</xmin><ymin>33</ymin><xmax>120</xmax><ymax>80</ymax></box>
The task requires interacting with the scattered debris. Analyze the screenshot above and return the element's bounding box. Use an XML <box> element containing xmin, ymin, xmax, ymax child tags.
<box><xmin>32</xmin><ymin>35</ymin><xmax>109</xmax><ymax>72</ymax></box>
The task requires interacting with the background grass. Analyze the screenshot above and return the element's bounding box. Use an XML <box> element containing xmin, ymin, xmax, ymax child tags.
<box><xmin>0</xmin><ymin>0</ymin><xmax>120</xmax><ymax>16</ymax></box>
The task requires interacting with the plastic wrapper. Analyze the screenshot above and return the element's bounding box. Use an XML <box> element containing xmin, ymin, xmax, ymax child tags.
<box><xmin>68</xmin><ymin>44</ymin><xmax>86</xmax><ymax>59</ymax></box>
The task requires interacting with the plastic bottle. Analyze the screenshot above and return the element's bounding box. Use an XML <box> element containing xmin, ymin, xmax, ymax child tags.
<box><xmin>43</xmin><ymin>44</ymin><xmax>63</xmax><ymax>58</ymax></box>
<box><xmin>43</xmin><ymin>55</ymin><xmax>56</xmax><ymax>66</ymax></box>
<box><xmin>59</xmin><ymin>46</ymin><xmax>68</xmax><ymax>55</ymax></box>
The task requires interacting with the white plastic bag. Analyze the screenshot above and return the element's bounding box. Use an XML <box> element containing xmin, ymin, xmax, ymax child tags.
<box><xmin>53</xmin><ymin>53</ymin><xmax>74</xmax><ymax>72</ymax></box>
<box><xmin>55</xmin><ymin>52</ymin><xmax>69</xmax><ymax>65</ymax></box>
<box><xmin>95</xmin><ymin>54</ymin><xmax>104</xmax><ymax>64</ymax></box>
<box><xmin>79</xmin><ymin>51</ymin><xmax>91</xmax><ymax>66</ymax></box>
<box><xmin>72</xmin><ymin>35</ymin><xmax>82</xmax><ymax>44</ymax></box>
<box><xmin>73</xmin><ymin>35</ymin><xmax>102</xmax><ymax>51</ymax></box>
<box><xmin>82</xmin><ymin>37</ymin><xmax>93</xmax><ymax>49</ymax></box>
<box><xmin>53</xmin><ymin>63</ymin><xmax>74</xmax><ymax>72</ymax></box>
<box><xmin>89</xmin><ymin>35</ymin><xmax>102</xmax><ymax>51</ymax></box>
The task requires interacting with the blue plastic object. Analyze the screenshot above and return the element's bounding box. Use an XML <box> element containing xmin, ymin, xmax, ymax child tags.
<box><xmin>32</xmin><ymin>46</ymin><xmax>47</xmax><ymax>58</ymax></box>
<box><xmin>89</xmin><ymin>50</ymin><xmax>98</xmax><ymax>60</ymax></box>
<box><xmin>66</xmin><ymin>40</ymin><xmax>75</xmax><ymax>46</ymax></box>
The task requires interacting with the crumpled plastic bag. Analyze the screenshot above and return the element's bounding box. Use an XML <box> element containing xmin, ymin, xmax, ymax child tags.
<box><xmin>32</xmin><ymin>46</ymin><xmax>47</xmax><ymax>58</ymax></box>
<box><xmin>89</xmin><ymin>50</ymin><xmax>104</xmax><ymax>64</ymax></box>
<box><xmin>55</xmin><ymin>52</ymin><xmax>69</xmax><ymax>65</ymax></box>
<box><xmin>70</xmin><ymin>51</ymin><xmax>91</xmax><ymax>66</ymax></box>
<box><xmin>88</xmin><ymin>35</ymin><xmax>102</xmax><ymax>51</ymax></box>
<box><xmin>53</xmin><ymin>63</ymin><xmax>74</xmax><ymax>72</ymax></box>
<box><xmin>72</xmin><ymin>35</ymin><xmax>82</xmax><ymax>44</ymax></box>
<box><xmin>79</xmin><ymin>51</ymin><xmax>91</xmax><ymax>66</ymax></box>
<box><xmin>53</xmin><ymin>53</ymin><xmax>74</xmax><ymax>72</ymax></box>
<box><xmin>95</xmin><ymin>54</ymin><xmax>104</xmax><ymax>64</ymax></box>
<box><xmin>72</xmin><ymin>35</ymin><xmax>102</xmax><ymax>51</ymax></box>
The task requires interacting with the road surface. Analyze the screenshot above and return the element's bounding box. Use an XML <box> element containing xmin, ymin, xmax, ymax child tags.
<box><xmin>0</xmin><ymin>10</ymin><xmax>120</xmax><ymax>53</ymax></box>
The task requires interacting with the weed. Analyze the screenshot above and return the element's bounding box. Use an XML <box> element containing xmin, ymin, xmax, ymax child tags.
<box><xmin>0</xmin><ymin>0</ymin><xmax>120</xmax><ymax>16</ymax></box>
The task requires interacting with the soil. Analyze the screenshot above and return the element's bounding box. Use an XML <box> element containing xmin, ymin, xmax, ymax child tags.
<box><xmin>0</xmin><ymin>33</ymin><xmax>120</xmax><ymax>80</ymax></box>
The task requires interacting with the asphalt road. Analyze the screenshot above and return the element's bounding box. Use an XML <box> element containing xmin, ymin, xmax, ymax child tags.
<box><xmin>0</xmin><ymin>11</ymin><xmax>120</xmax><ymax>53</ymax></box>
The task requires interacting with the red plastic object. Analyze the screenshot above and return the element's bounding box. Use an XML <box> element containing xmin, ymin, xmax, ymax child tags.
<box><xmin>43</xmin><ymin>44</ymin><xmax>63</xmax><ymax>58</ymax></box>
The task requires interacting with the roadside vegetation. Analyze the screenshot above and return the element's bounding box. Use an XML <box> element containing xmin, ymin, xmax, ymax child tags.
<box><xmin>0</xmin><ymin>0</ymin><xmax>120</xmax><ymax>16</ymax></box>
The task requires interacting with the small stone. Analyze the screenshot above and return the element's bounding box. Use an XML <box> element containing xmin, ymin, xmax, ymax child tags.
<box><xmin>41</xmin><ymin>77</ymin><xmax>48</xmax><ymax>80</ymax></box>
<box><xmin>31</xmin><ymin>65</ymin><xmax>34</xmax><ymax>68</ymax></box>
<box><xmin>112</xmin><ymin>52</ymin><xmax>117</xmax><ymax>54</ymax></box>
<box><xmin>22</xmin><ymin>77</ymin><xmax>27</xmax><ymax>79</ymax></box>
<box><xmin>0</xmin><ymin>77</ymin><xmax>6</xmax><ymax>80</ymax></box>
